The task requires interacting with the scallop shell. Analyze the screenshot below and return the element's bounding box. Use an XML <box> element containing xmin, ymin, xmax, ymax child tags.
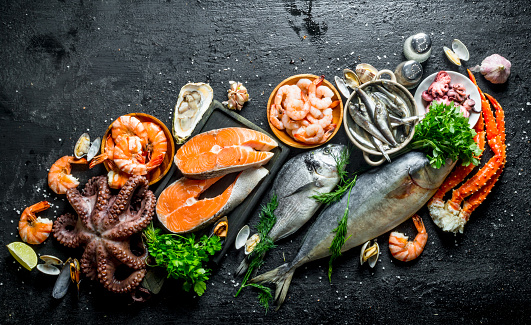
<box><xmin>235</xmin><ymin>225</ymin><xmax>250</xmax><ymax>250</ymax></box>
<box><xmin>244</xmin><ymin>233</ymin><xmax>260</xmax><ymax>255</ymax></box>
<box><xmin>355</xmin><ymin>63</ymin><xmax>378</xmax><ymax>84</ymax></box>
<box><xmin>343</xmin><ymin>68</ymin><xmax>360</xmax><ymax>88</ymax></box>
<box><xmin>173</xmin><ymin>82</ymin><xmax>214</xmax><ymax>144</ymax></box>
<box><xmin>74</xmin><ymin>133</ymin><xmax>90</xmax><ymax>159</ymax></box>
<box><xmin>451</xmin><ymin>39</ymin><xmax>470</xmax><ymax>61</ymax></box>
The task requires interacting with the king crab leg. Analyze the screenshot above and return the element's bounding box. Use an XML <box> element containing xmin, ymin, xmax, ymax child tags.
<box><xmin>428</xmin><ymin>70</ymin><xmax>506</xmax><ymax>233</ymax></box>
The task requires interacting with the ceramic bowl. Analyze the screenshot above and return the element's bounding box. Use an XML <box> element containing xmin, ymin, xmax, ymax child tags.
<box><xmin>101</xmin><ymin>113</ymin><xmax>175</xmax><ymax>185</ymax></box>
<box><xmin>267</xmin><ymin>74</ymin><xmax>343</xmax><ymax>149</ymax></box>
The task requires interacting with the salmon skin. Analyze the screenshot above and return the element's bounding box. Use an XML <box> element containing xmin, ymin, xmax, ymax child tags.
<box><xmin>251</xmin><ymin>151</ymin><xmax>456</xmax><ymax>309</ymax></box>
<box><xmin>174</xmin><ymin>127</ymin><xmax>278</xmax><ymax>179</ymax></box>
<box><xmin>156</xmin><ymin>167</ymin><xmax>268</xmax><ymax>234</ymax></box>
<box><xmin>235</xmin><ymin>144</ymin><xmax>345</xmax><ymax>276</ymax></box>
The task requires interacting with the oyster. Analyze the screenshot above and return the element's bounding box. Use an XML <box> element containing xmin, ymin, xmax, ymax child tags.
<box><xmin>173</xmin><ymin>83</ymin><xmax>214</xmax><ymax>144</ymax></box>
<box><xmin>356</xmin><ymin>63</ymin><xmax>378</xmax><ymax>84</ymax></box>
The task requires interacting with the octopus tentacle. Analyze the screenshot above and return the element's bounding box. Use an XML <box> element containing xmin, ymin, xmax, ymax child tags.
<box><xmin>102</xmin><ymin>239</ymin><xmax>148</xmax><ymax>270</ymax></box>
<box><xmin>97</xmin><ymin>242</ymin><xmax>146</xmax><ymax>294</ymax></box>
<box><xmin>80</xmin><ymin>239</ymin><xmax>100</xmax><ymax>281</ymax></box>
<box><xmin>104</xmin><ymin>191</ymin><xmax>155</xmax><ymax>240</ymax></box>
<box><xmin>106</xmin><ymin>176</ymin><xmax>149</xmax><ymax>230</ymax></box>
<box><xmin>52</xmin><ymin>213</ymin><xmax>81</xmax><ymax>248</ymax></box>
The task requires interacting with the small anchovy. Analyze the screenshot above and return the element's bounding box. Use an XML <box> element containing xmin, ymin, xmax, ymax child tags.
<box><xmin>375</xmin><ymin>85</ymin><xmax>409</xmax><ymax>118</ymax></box>
<box><xmin>388</xmin><ymin>115</ymin><xmax>420</xmax><ymax>125</ymax></box>
<box><xmin>348</xmin><ymin>102</ymin><xmax>392</xmax><ymax>146</ymax></box>
<box><xmin>373</xmin><ymin>96</ymin><xmax>398</xmax><ymax>147</ymax></box>
<box><xmin>371</xmin><ymin>92</ymin><xmax>403</xmax><ymax>117</ymax></box>
<box><xmin>355</xmin><ymin>87</ymin><xmax>377</xmax><ymax>121</ymax></box>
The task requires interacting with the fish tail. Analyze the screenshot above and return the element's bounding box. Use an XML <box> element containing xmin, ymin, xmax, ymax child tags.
<box><xmin>235</xmin><ymin>258</ymin><xmax>250</xmax><ymax>277</ymax></box>
<box><xmin>250</xmin><ymin>263</ymin><xmax>294</xmax><ymax>309</ymax></box>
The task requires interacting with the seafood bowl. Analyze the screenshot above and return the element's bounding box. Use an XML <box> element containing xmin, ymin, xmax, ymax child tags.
<box><xmin>414</xmin><ymin>71</ymin><xmax>481</xmax><ymax>128</ymax></box>
<box><xmin>101</xmin><ymin>113</ymin><xmax>176</xmax><ymax>185</ymax></box>
<box><xmin>343</xmin><ymin>79</ymin><xmax>419</xmax><ymax>166</ymax></box>
<box><xmin>267</xmin><ymin>74</ymin><xmax>344</xmax><ymax>149</ymax></box>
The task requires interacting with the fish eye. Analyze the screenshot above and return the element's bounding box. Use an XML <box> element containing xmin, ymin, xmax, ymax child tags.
<box><xmin>324</xmin><ymin>147</ymin><xmax>331</xmax><ymax>154</ymax></box>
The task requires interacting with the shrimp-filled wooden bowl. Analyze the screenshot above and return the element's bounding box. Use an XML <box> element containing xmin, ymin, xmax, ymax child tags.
<box><xmin>100</xmin><ymin>113</ymin><xmax>176</xmax><ymax>186</ymax></box>
<box><xmin>267</xmin><ymin>74</ymin><xmax>343</xmax><ymax>149</ymax></box>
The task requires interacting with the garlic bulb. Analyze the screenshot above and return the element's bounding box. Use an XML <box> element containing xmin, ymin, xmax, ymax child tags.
<box><xmin>224</xmin><ymin>81</ymin><xmax>249</xmax><ymax>111</ymax></box>
<box><xmin>478</xmin><ymin>54</ymin><xmax>511</xmax><ymax>84</ymax></box>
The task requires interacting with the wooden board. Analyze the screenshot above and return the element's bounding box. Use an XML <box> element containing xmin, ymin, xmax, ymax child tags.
<box><xmin>152</xmin><ymin>100</ymin><xmax>290</xmax><ymax>264</ymax></box>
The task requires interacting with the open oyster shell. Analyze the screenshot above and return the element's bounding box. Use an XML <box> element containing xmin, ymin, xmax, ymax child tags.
<box><xmin>173</xmin><ymin>82</ymin><xmax>214</xmax><ymax>144</ymax></box>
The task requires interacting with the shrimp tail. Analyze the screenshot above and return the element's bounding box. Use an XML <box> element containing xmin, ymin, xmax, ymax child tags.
<box><xmin>29</xmin><ymin>201</ymin><xmax>51</xmax><ymax>215</ymax></box>
<box><xmin>250</xmin><ymin>263</ymin><xmax>294</xmax><ymax>310</ymax></box>
<box><xmin>89</xmin><ymin>154</ymin><xmax>107</xmax><ymax>168</ymax></box>
<box><xmin>330</xmin><ymin>100</ymin><xmax>340</xmax><ymax>108</ymax></box>
<box><xmin>147</xmin><ymin>154</ymin><xmax>164</xmax><ymax>171</ymax></box>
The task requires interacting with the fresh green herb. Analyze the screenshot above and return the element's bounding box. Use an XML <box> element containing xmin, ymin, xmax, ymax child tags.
<box><xmin>328</xmin><ymin>188</ymin><xmax>353</xmax><ymax>282</ymax></box>
<box><xmin>312</xmin><ymin>146</ymin><xmax>357</xmax><ymax>205</ymax></box>
<box><xmin>409</xmin><ymin>101</ymin><xmax>481</xmax><ymax>169</ymax></box>
<box><xmin>235</xmin><ymin>195</ymin><xmax>278</xmax><ymax>312</ymax></box>
<box><xmin>144</xmin><ymin>223</ymin><xmax>222</xmax><ymax>296</ymax></box>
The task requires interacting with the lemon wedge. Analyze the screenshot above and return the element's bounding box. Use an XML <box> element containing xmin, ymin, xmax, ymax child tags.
<box><xmin>443</xmin><ymin>46</ymin><xmax>461</xmax><ymax>66</ymax></box>
<box><xmin>7</xmin><ymin>242</ymin><xmax>38</xmax><ymax>271</ymax></box>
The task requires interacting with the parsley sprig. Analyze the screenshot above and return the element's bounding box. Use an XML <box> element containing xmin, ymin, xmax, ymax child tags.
<box><xmin>235</xmin><ymin>195</ymin><xmax>278</xmax><ymax>312</ymax></box>
<box><xmin>409</xmin><ymin>101</ymin><xmax>481</xmax><ymax>169</ymax></box>
<box><xmin>312</xmin><ymin>146</ymin><xmax>357</xmax><ymax>205</ymax></box>
<box><xmin>144</xmin><ymin>224</ymin><xmax>222</xmax><ymax>296</ymax></box>
<box><xmin>327</xmin><ymin>186</ymin><xmax>354</xmax><ymax>282</ymax></box>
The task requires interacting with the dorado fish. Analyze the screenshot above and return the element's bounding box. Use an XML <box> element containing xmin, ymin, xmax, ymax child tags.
<box><xmin>235</xmin><ymin>144</ymin><xmax>344</xmax><ymax>276</ymax></box>
<box><xmin>251</xmin><ymin>151</ymin><xmax>455</xmax><ymax>308</ymax></box>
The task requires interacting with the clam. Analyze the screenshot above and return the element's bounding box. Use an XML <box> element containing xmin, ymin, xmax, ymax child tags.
<box><xmin>355</xmin><ymin>63</ymin><xmax>379</xmax><ymax>84</ymax></box>
<box><xmin>36</xmin><ymin>255</ymin><xmax>63</xmax><ymax>276</ymax></box>
<box><xmin>235</xmin><ymin>225</ymin><xmax>250</xmax><ymax>250</ymax></box>
<box><xmin>74</xmin><ymin>133</ymin><xmax>90</xmax><ymax>159</ymax></box>
<box><xmin>86</xmin><ymin>137</ymin><xmax>101</xmax><ymax>162</ymax></box>
<box><xmin>359</xmin><ymin>240</ymin><xmax>379</xmax><ymax>268</ymax></box>
<box><xmin>173</xmin><ymin>82</ymin><xmax>214</xmax><ymax>144</ymax></box>
<box><xmin>343</xmin><ymin>68</ymin><xmax>360</xmax><ymax>88</ymax></box>
<box><xmin>211</xmin><ymin>216</ymin><xmax>228</xmax><ymax>238</ymax></box>
<box><xmin>443</xmin><ymin>39</ymin><xmax>470</xmax><ymax>66</ymax></box>
<box><xmin>244</xmin><ymin>233</ymin><xmax>260</xmax><ymax>255</ymax></box>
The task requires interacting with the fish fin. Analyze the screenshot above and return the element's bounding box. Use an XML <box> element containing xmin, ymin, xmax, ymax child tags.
<box><xmin>235</xmin><ymin>257</ymin><xmax>250</xmax><ymax>277</ymax></box>
<box><xmin>250</xmin><ymin>263</ymin><xmax>294</xmax><ymax>309</ymax></box>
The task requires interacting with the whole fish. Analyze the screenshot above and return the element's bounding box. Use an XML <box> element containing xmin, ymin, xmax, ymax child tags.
<box><xmin>251</xmin><ymin>151</ymin><xmax>455</xmax><ymax>308</ymax></box>
<box><xmin>235</xmin><ymin>144</ymin><xmax>344</xmax><ymax>276</ymax></box>
<box><xmin>373</xmin><ymin>96</ymin><xmax>398</xmax><ymax>146</ymax></box>
<box><xmin>348</xmin><ymin>102</ymin><xmax>391</xmax><ymax>146</ymax></box>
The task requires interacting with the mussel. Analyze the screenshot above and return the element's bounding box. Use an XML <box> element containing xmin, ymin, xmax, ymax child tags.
<box><xmin>211</xmin><ymin>216</ymin><xmax>228</xmax><ymax>238</ymax></box>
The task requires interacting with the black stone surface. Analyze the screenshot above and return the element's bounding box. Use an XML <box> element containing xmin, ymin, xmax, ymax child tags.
<box><xmin>1</xmin><ymin>1</ymin><xmax>530</xmax><ymax>324</ymax></box>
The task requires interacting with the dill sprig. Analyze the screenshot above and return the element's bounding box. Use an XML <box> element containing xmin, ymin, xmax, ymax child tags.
<box><xmin>235</xmin><ymin>195</ymin><xmax>278</xmax><ymax>312</ymax></box>
<box><xmin>328</xmin><ymin>188</ymin><xmax>353</xmax><ymax>282</ymax></box>
<box><xmin>312</xmin><ymin>146</ymin><xmax>357</xmax><ymax>205</ymax></box>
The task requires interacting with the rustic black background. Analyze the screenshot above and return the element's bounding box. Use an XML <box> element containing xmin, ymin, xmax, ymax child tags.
<box><xmin>1</xmin><ymin>1</ymin><xmax>530</xmax><ymax>324</ymax></box>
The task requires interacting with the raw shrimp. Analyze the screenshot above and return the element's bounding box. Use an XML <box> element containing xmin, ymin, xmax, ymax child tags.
<box><xmin>48</xmin><ymin>156</ymin><xmax>88</xmax><ymax>194</ymax></box>
<box><xmin>293</xmin><ymin>124</ymin><xmax>325</xmax><ymax>144</ymax></box>
<box><xmin>270</xmin><ymin>104</ymin><xmax>285</xmax><ymax>130</ymax></box>
<box><xmin>307</xmin><ymin>108</ymin><xmax>333</xmax><ymax>129</ymax></box>
<box><xmin>143</xmin><ymin>122</ymin><xmax>168</xmax><ymax>164</ymax></box>
<box><xmin>111</xmin><ymin>115</ymin><xmax>148</xmax><ymax>146</ymax></box>
<box><xmin>113</xmin><ymin>134</ymin><xmax>163</xmax><ymax>175</ymax></box>
<box><xmin>19</xmin><ymin>201</ymin><xmax>52</xmax><ymax>245</ymax></box>
<box><xmin>389</xmin><ymin>215</ymin><xmax>428</xmax><ymax>262</ymax></box>
<box><xmin>308</xmin><ymin>75</ymin><xmax>333</xmax><ymax>110</ymax></box>
<box><xmin>89</xmin><ymin>135</ymin><xmax>114</xmax><ymax>169</ymax></box>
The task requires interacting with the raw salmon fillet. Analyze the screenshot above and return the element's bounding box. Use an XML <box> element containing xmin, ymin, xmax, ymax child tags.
<box><xmin>156</xmin><ymin>167</ymin><xmax>268</xmax><ymax>234</ymax></box>
<box><xmin>174</xmin><ymin>127</ymin><xmax>278</xmax><ymax>179</ymax></box>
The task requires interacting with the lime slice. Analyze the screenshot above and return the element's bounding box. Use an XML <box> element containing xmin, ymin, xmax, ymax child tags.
<box><xmin>7</xmin><ymin>242</ymin><xmax>38</xmax><ymax>271</ymax></box>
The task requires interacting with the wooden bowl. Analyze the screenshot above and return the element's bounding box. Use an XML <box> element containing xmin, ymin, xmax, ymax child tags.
<box><xmin>267</xmin><ymin>74</ymin><xmax>344</xmax><ymax>149</ymax></box>
<box><xmin>101</xmin><ymin>113</ymin><xmax>176</xmax><ymax>185</ymax></box>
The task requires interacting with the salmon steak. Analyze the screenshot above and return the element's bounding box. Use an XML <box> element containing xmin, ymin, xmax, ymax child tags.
<box><xmin>174</xmin><ymin>127</ymin><xmax>278</xmax><ymax>179</ymax></box>
<box><xmin>156</xmin><ymin>167</ymin><xmax>268</xmax><ymax>234</ymax></box>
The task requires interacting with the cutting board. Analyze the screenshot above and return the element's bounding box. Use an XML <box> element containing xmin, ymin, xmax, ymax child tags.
<box><xmin>152</xmin><ymin>100</ymin><xmax>290</xmax><ymax>264</ymax></box>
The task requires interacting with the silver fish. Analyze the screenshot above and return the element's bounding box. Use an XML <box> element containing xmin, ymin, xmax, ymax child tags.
<box><xmin>251</xmin><ymin>151</ymin><xmax>456</xmax><ymax>308</ymax></box>
<box><xmin>235</xmin><ymin>144</ymin><xmax>344</xmax><ymax>276</ymax></box>
<box><xmin>373</xmin><ymin>96</ymin><xmax>398</xmax><ymax>146</ymax></box>
<box><xmin>348</xmin><ymin>102</ymin><xmax>392</xmax><ymax>146</ymax></box>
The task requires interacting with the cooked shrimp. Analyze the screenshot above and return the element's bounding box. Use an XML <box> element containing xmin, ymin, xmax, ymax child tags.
<box><xmin>111</xmin><ymin>115</ymin><xmax>148</xmax><ymax>146</ymax></box>
<box><xmin>274</xmin><ymin>85</ymin><xmax>292</xmax><ymax>107</ymax></box>
<box><xmin>89</xmin><ymin>135</ymin><xmax>114</xmax><ymax>169</ymax></box>
<box><xmin>113</xmin><ymin>134</ymin><xmax>163</xmax><ymax>175</ymax></box>
<box><xmin>282</xmin><ymin>113</ymin><xmax>305</xmax><ymax>130</ymax></box>
<box><xmin>307</xmin><ymin>108</ymin><xmax>333</xmax><ymax>129</ymax></box>
<box><xmin>309</xmin><ymin>106</ymin><xmax>323</xmax><ymax>119</ymax></box>
<box><xmin>143</xmin><ymin>122</ymin><xmax>167</xmax><ymax>165</ymax></box>
<box><xmin>19</xmin><ymin>201</ymin><xmax>52</xmax><ymax>245</ymax></box>
<box><xmin>270</xmin><ymin>104</ymin><xmax>285</xmax><ymax>130</ymax></box>
<box><xmin>296</xmin><ymin>78</ymin><xmax>312</xmax><ymax>94</ymax></box>
<box><xmin>316</xmin><ymin>85</ymin><xmax>334</xmax><ymax>99</ymax></box>
<box><xmin>293</xmin><ymin>124</ymin><xmax>325</xmax><ymax>144</ymax></box>
<box><xmin>48</xmin><ymin>156</ymin><xmax>88</xmax><ymax>194</ymax></box>
<box><xmin>107</xmin><ymin>169</ymin><xmax>131</xmax><ymax>189</ymax></box>
<box><xmin>308</xmin><ymin>75</ymin><xmax>333</xmax><ymax>110</ymax></box>
<box><xmin>389</xmin><ymin>215</ymin><xmax>428</xmax><ymax>262</ymax></box>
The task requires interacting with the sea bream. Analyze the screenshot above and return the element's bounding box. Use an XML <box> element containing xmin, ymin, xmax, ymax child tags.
<box><xmin>235</xmin><ymin>144</ymin><xmax>345</xmax><ymax>276</ymax></box>
<box><xmin>251</xmin><ymin>151</ymin><xmax>456</xmax><ymax>308</ymax></box>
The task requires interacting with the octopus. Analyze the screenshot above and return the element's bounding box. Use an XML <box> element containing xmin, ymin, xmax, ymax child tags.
<box><xmin>53</xmin><ymin>175</ymin><xmax>155</xmax><ymax>293</ymax></box>
<box><xmin>421</xmin><ymin>71</ymin><xmax>476</xmax><ymax>116</ymax></box>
